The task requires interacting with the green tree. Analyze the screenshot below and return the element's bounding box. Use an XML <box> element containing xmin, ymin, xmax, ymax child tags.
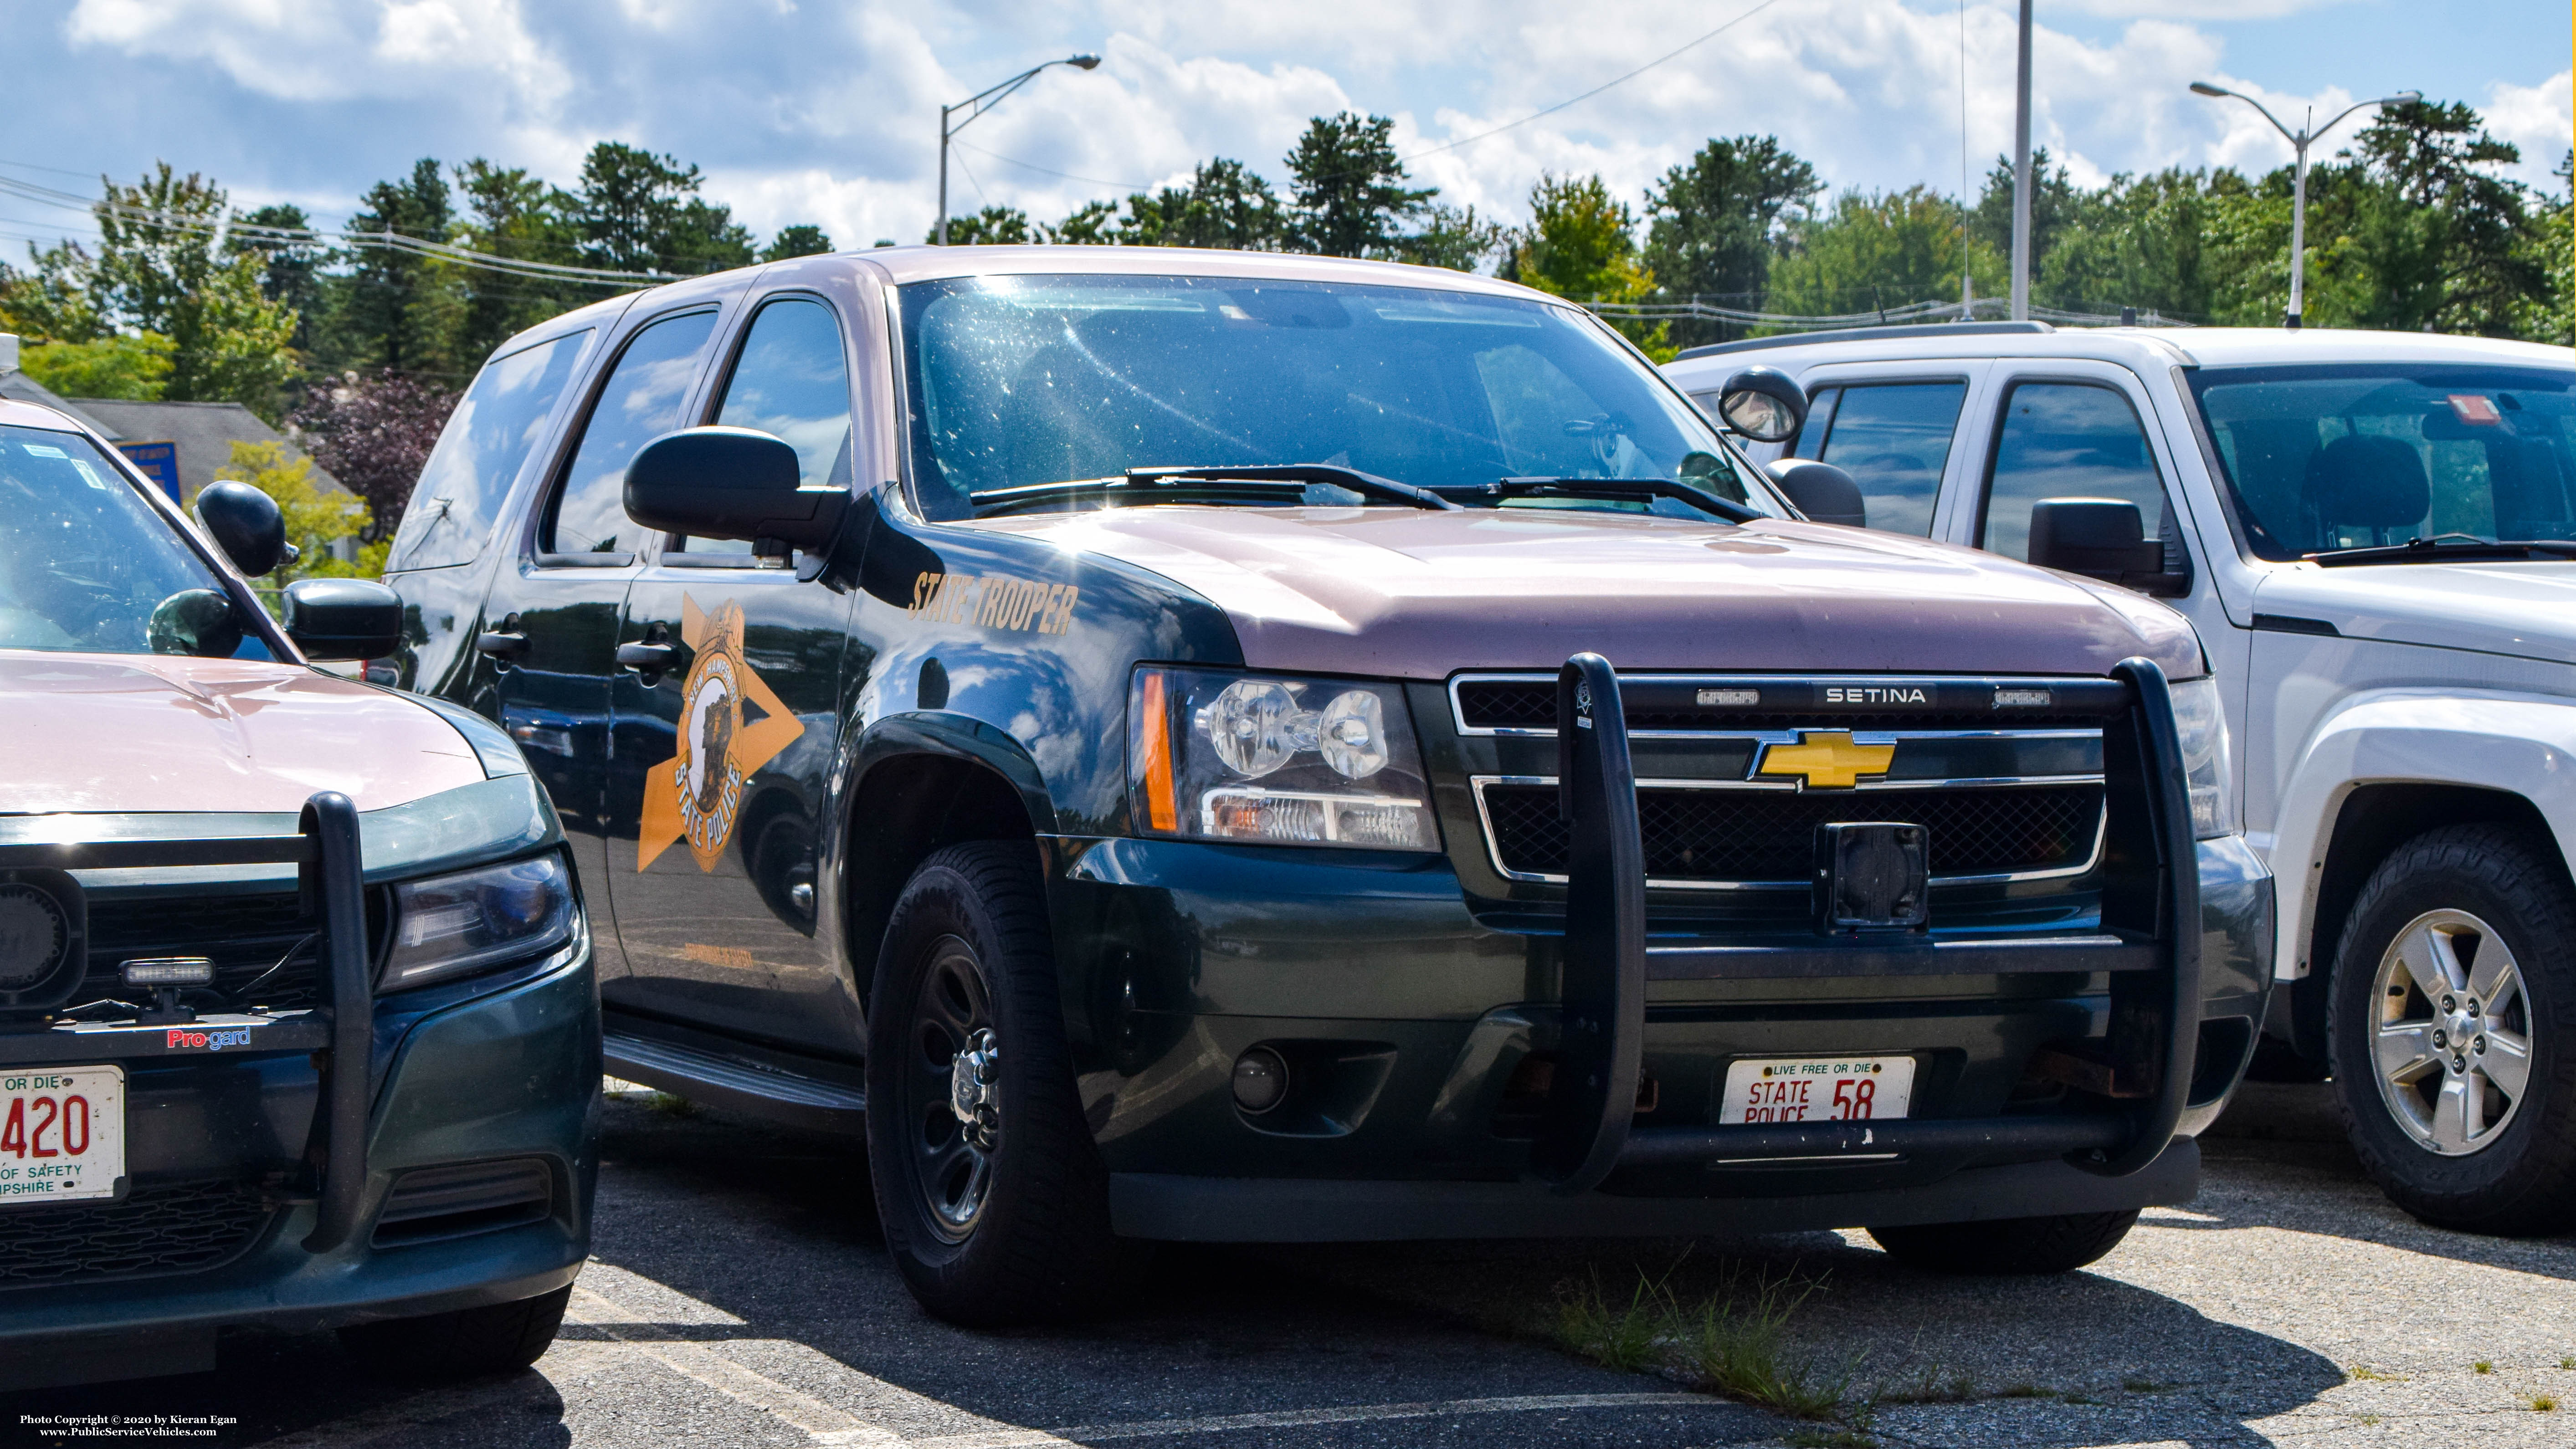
<box><xmin>229</xmin><ymin>203</ymin><xmax>328</xmax><ymax>353</ymax></box>
<box><xmin>1118</xmin><ymin>159</ymin><xmax>1290</xmax><ymax>250</ymax></box>
<box><xmin>761</xmin><ymin>224</ymin><xmax>834</xmax><ymax>261</ymax></box>
<box><xmin>14</xmin><ymin>333</ymin><xmax>174</xmax><ymax>399</ymax></box>
<box><xmin>2035</xmin><ymin>168</ymin><xmax>2230</xmax><ymax>321</ymax></box>
<box><xmin>1046</xmin><ymin>200</ymin><xmax>1121</xmax><ymax>245</ymax></box>
<box><xmin>1766</xmin><ymin>186</ymin><xmax>1993</xmax><ymax>321</ymax></box>
<box><xmin>1969</xmin><ymin>149</ymin><xmax>2083</xmax><ymax>285</ymax></box>
<box><xmin>2513</xmin><ymin>152</ymin><xmax>2572</xmax><ymax>346</ymax></box>
<box><xmin>82</xmin><ymin>165</ymin><xmax>302</xmax><ymax>415</ymax></box>
<box><xmin>1395</xmin><ymin>203</ymin><xmax>1505</xmax><ymax>272</ymax></box>
<box><xmin>573</xmin><ymin>142</ymin><xmax>755</xmax><ymax>275</ymax></box>
<box><xmin>1506</xmin><ymin>174</ymin><xmax>1667</xmax><ymax>355</ymax></box>
<box><xmin>330</xmin><ymin>158</ymin><xmax>465</xmax><ymax>382</ymax></box>
<box><xmin>930</xmin><ymin>206</ymin><xmax>1036</xmax><ymax>244</ymax></box>
<box><xmin>450</xmin><ymin>159</ymin><xmax>584</xmax><ymax>366</ymax></box>
<box><xmin>2349</xmin><ymin>99</ymin><xmax>2542</xmax><ymax>335</ymax></box>
<box><xmin>0</xmin><ymin>241</ymin><xmax>109</xmax><ymax>343</ymax></box>
<box><xmin>1285</xmin><ymin>113</ymin><xmax>1434</xmax><ymax>257</ymax></box>
<box><xmin>1642</xmin><ymin>135</ymin><xmax>1821</xmax><ymax>346</ymax></box>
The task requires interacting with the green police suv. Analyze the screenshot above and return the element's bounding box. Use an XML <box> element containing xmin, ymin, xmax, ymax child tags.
<box><xmin>0</xmin><ymin>396</ymin><xmax>595</xmax><ymax>1388</ymax></box>
<box><xmin>383</xmin><ymin>247</ymin><xmax>2270</xmax><ymax>1326</ymax></box>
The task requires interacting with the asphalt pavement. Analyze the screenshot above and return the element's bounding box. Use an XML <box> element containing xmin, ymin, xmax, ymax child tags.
<box><xmin>9</xmin><ymin>1080</ymin><xmax>2576</xmax><ymax>1449</ymax></box>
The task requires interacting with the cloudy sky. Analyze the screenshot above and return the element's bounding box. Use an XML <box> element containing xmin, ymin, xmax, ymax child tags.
<box><xmin>4</xmin><ymin>0</ymin><xmax>2567</xmax><ymax>260</ymax></box>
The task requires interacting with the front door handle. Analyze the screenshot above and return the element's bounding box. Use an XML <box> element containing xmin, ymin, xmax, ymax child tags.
<box><xmin>616</xmin><ymin>642</ymin><xmax>678</xmax><ymax>673</ymax></box>
<box><xmin>475</xmin><ymin>614</ymin><xmax>527</xmax><ymax>661</ymax></box>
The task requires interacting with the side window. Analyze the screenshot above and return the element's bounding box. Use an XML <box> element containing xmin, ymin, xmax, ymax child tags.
<box><xmin>1980</xmin><ymin>382</ymin><xmax>2169</xmax><ymax>563</ymax></box>
<box><xmin>389</xmin><ymin>329</ymin><xmax>590</xmax><ymax>572</ymax></box>
<box><xmin>1812</xmin><ymin>382</ymin><xmax>1967</xmax><ymax>537</ymax></box>
<box><xmin>676</xmin><ymin>298</ymin><xmax>855</xmax><ymax>558</ymax></box>
<box><xmin>543</xmin><ymin>309</ymin><xmax>719</xmax><ymax>557</ymax></box>
<box><xmin>1787</xmin><ymin>388</ymin><xmax>1838</xmax><ymax>459</ymax></box>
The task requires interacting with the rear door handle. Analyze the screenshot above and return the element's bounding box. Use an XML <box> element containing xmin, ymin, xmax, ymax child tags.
<box><xmin>616</xmin><ymin>642</ymin><xmax>678</xmax><ymax>672</ymax></box>
<box><xmin>475</xmin><ymin>613</ymin><xmax>527</xmax><ymax>661</ymax></box>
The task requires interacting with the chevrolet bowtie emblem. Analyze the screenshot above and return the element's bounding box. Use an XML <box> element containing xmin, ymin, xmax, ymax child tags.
<box><xmin>1755</xmin><ymin>731</ymin><xmax>1896</xmax><ymax>790</ymax></box>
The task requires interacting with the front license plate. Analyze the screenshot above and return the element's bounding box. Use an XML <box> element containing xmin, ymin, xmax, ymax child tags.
<box><xmin>1720</xmin><ymin>1056</ymin><xmax>1915</xmax><ymax>1125</ymax></box>
<box><xmin>0</xmin><ymin>1066</ymin><xmax>125</xmax><ymax>1205</ymax></box>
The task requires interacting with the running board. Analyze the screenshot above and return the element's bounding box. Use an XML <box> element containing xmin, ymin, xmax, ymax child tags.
<box><xmin>605</xmin><ymin>1030</ymin><xmax>868</xmax><ymax>1134</ymax></box>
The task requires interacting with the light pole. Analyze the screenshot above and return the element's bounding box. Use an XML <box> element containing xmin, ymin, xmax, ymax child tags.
<box><xmin>2190</xmin><ymin>81</ymin><xmax>2420</xmax><ymax>328</ymax></box>
<box><xmin>939</xmin><ymin>53</ymin><xmax>1102</xmax><ymax>246</ymax></box>
<box><xmin>2010</xmin><ymin>0</ymin><xmax>2032</xmax><ymax>322</ymax></box>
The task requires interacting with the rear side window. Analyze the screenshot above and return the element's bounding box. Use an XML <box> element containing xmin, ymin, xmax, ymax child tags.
<box><xmin>544</xmin><ymin>309</ymin><xmax>719</xmax><ymax>557</ymax></box>
<box><xmin>1980</xmin><ymin>382</ymin><xmax>2169</xmax><ymax>562</ymax></box>
<box><xmin>1807</xmin><ymin>382</ymin><xmax>1966</xmax><ymax>537</ymax></box>
<box><xmin>390</xmin><ymin>329</ymin><xmax>590</xmax><ymax>571</ymax></box>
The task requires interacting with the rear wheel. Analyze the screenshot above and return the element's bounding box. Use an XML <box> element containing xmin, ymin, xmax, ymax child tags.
<box><xmin>339</xmin><ymin>1284</ymin><xmax>570</xmax><ymax>1380</ymax></box>
<box><xmin>2327</xmin><ymin>824</ymin><xmax>2576</xmax><ymax>1235</ymax></box>
<box><xmin>866</xmin><ymin>841</ymin><xmax>1131</xmax><ymax>1326</ymax></box>
<box><xmin>1868</xmin><ymin>1210</ymin><xmax>2139</xmax><ymax>1275</ymax></box>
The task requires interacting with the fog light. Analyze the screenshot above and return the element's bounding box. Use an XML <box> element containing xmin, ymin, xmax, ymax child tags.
<box><xmin>1232</xmin><ymin>1047</ymin><xmax>1289</xmax><ymax>1114</ymax></box>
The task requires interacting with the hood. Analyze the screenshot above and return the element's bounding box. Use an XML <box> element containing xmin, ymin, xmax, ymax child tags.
<box><xmin>2254</xmin><ymin>563</ymin><xmax>2576</xmax><ymax>667</ymax></box>
<box><xmin>974</xmin><ymin>507</ymin><xmax>2205</xmax><ymax>680</ymax></box>
<box><xmin>0</xmin><ymin>652</ymin><xmax>488</xmax><ymax>815</ymax></box>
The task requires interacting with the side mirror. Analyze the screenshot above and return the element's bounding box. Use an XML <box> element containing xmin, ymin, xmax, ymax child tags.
<box><xmin>1764</xmin><ymin>460</ymin><xmax>1866</xmax><ymax>528</ymax></box>
<box><xmin>282</xmin><ymin>578</ymin><xmax>405</xmax><ymax>661</ymax></box>
<box><xmin>1714</xmin><ymin>366</ymin><xmax>1808</xmax><ymax>444</ymax></box>
<box><xmin>2027</xmin><ymin>498</ymin><xmax>2176</xmax><ymax>590</ymax></box>
<box><xmin>193</xmin><ymin>480</ymin><xmax>299</xmax><ymax>577</ymax></box>
<box><xmin>625</xmin><ymin>426</ymin><xmax>847</xmax><ymax>553</ymax></box>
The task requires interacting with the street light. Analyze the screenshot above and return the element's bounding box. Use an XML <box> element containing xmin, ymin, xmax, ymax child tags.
<box><xmin>938</xmin><ymin>53</ymin><xmax>1102</xmax><ymax>246</ymax></box>
<box><xmin>2190</xmin><ymin>81</ymin><xmax>2421</xmax><ymax>329</ymax></box>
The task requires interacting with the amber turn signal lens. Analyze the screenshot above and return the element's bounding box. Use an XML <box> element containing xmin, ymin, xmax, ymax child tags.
<box><xmin>1137</xmin><ymin>670</ymin><xmax>1179</xmax><ymax>833</ymax></box>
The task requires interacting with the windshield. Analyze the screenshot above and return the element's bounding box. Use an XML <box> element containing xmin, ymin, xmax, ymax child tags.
<box><xmin>0</xmin><ymin>424</ymin><xmax>268</xmax><ymax>658</ymax></box>
<box><xmin>896</xmin><ymin>273</ymin><xmax>1781</xmax><ymax>521</ymax></box>
<box><xmin>2186</xmin><ymin>362</ymin><xmax>2576</xmax><ymax>558</ymax></box>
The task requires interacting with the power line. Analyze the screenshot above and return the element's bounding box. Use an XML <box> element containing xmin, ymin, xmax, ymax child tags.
<box><xmin>953</xmin><ymin>141</ymin><xmax>1151</xmax><ymax>194</ymax></box>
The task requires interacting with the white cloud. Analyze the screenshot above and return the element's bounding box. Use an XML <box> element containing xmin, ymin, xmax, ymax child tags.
<box><xmin>2488</xmin><ymin>72</ymin><xmax>2573</xmax><ymax>188</ymax></box>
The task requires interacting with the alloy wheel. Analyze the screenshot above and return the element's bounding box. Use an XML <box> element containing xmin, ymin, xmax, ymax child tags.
<box><xmin>2370</xmin><ymin>908</ymin><xmax>2535</xmax><ymax>1156</ymax></box>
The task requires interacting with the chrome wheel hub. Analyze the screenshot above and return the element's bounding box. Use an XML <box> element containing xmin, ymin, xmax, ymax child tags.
<box><xmin>950</xmin><ymin>1027</ymin><xmax>1002</xmax><ymax>1151</ymax></box>
<box><xmin>2371</xmin><ymin>909</ymin><xmax>2534</xmax><ymax>1157</ymax></box>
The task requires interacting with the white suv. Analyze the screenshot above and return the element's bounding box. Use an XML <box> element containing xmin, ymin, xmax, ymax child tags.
<box><xmin>1668</xmin><ymin>323</ymin><xmax>2576</xmax><ymax>1235</ymax></box>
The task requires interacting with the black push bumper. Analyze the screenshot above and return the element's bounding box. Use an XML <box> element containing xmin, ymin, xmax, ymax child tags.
<box><xmin>0</xmin><ymin>792</ymin><xmax>375</xmax><ymax>1249</ymax></box>
<box><xmin>1533</xmin><ymin>654</ymin><xmax>2205</xmax><ymax>1194</ymax></box>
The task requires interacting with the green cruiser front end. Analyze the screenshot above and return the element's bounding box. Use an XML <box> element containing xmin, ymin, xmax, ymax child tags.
<box><xmin>0</xmin><ymin>748</ymin><xmax>597</xmax><ymax>1389</ymax></box>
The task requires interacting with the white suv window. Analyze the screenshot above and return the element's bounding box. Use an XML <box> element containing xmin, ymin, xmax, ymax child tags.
<box><xmin>1980</xmin><ymin>381</ymin><xmax>2171</xmax><ymax>563</ymax></box>
<box><xmin>1788</xmin><ymin>382</ymin><xmax>1966</xmax><ymax>537</ymax></box>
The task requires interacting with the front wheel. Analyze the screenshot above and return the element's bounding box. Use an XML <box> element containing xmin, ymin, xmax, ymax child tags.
<box><xmin>866</xmin><ymin>841</ymin><xmax>1132</xmax><ymax>1326</ymax></box>
<box><xmin>1867</xmin><ymin>1210</ymin><xmax>2139</xmax><ymax>1275</ymax></box>
<box><xmin>2328</xmin><ymin>823</ymin><xmax>2576</xmax><ymax>1235</ymax></box>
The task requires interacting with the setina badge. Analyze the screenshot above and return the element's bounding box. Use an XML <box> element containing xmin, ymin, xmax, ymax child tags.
<box><xmin>638</xmin><ymin>596</ymin><xmax>805</xmax><ymax>872</ymax></box>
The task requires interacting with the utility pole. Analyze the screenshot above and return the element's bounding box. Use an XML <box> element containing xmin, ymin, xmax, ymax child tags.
<box><xmin>2191</xmin><ymin>82</ymin><xmax>2417</xmax><ymax>328</ymax></box>
<box><xmin>2010</xmin><ymin>0</ymin><xmax>2032</xmax><ymax>323</ymax></box>
<box><xmin>937</xmin><ymin>53</ymin><xmax>1103</xmax><ymax>246</ymax></box>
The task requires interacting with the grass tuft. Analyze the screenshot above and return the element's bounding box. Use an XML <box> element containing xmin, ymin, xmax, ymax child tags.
<box><xmin>646</xmin><ymin>1091</ymin><xmax>699</xmax><ymax>1118</ymax></box>
<box><xmin>2122</xmin><ymin>1377</ymin><xmax>2164</xmax><ymax>1393</ymax></box>
<box><xmin>2561</xmin><ymin>1356</ymin><xmax>2576</xmax><ymax>1371</ymax></box>
<box><xmin>1879</xmin><ymin>1367</ymin><xmax>1976</xmax><ymax>1404</ymax></box>
<box><xmin>1999</xmin><ymin>1382</ymin><xmax>2050</xmax><ymax>1398</ymax></box>
<box><xmin>1554</xmin><ymin>1269</ymin><xmax>1672</xmax><ymax>1374</ymax></box>
<box><xmin>2347</xmin><ymin>1365</ymin><xmax>2400</xmax><ymax>1382</ymax></box>
<box><xmin>2476</xmin><ymin>1360</ymin><xmax>2496</xmax><ymax>1375</ymax></box>
<box><xmin>2535</xmin><ymin>1394</ymin><xmax>2561</xmax><ymax>1412</ymax></box>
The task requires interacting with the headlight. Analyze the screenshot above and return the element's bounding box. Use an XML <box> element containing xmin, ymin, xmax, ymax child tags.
<box><xmin>382</xmin><ymin>852</ymin><xmax>578</xmax><ymax>990</ymax></box>
<box><xmin>2168</xmin><ymin>676</ymin><xmax>2236</xmax><ymax>840</ymax></box>
<box><xmin>1128</xmin><ymin>668</ymin><xmax>1438</xmax><ymax>850</ymax></box>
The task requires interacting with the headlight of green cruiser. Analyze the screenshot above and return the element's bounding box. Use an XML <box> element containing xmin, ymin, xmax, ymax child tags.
<box><xmin>1127</xmin><ymin>667</ymin><xmax>1438</xmax><ymax>850</ymax></box>
<box><xmin>381</xmin><ymin>852</ymin><xmax>578</xmax><ymax>990</ymax></box>
<box><xmin>2169</xmin><ymin>676</ymin><xmax>2236</xmax><ymax>840</ymax></box>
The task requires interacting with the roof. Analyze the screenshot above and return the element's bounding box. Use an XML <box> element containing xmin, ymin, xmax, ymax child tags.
<box><xmin>63</xmin><ymin>398</ymin><xmax>349</xmax><ymax>502</ymax></box>
<box><xmin>491</xmin><ymin>246</ymin><xmax>1556</xmax><ymax>362</ymax></box>
<box><xmin>1663</xmin><ymin>324</ymin><xmax>2572</xmax><ymax>385</ymax></box>
<box><xmin>0</xmin><ymin>369</ymin><xmax>121</xmax><ymax>437</ymax></box>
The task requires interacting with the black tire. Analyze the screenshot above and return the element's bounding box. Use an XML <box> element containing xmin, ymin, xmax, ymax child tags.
<box><xmin>1867</xmin><ymin>1210</ymin><xmax>2139</xmax><ymax>1275</ymax></box>
<box><xmin>338</xmin><ymin>1284</ymin><xmax>571</xmax><ymax>1380</ymax></box>
<box><xmin>866</xmin><ymin>841</ymin><xmax>1129</xmax><ymax>1326</ymax></box>
<box><xmin>2326</xmin><ymin>823</ymin><xmax>2576</xmax><ymax>1235</ymax></box>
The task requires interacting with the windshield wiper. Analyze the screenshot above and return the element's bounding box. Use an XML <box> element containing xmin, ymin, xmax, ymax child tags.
<box><xmin>971</xmin><ymin>464</ymin><xmax>1457</xmax><ymax>517</ymax></box>
<box><xmin>2309</xmin><ymin>534</ymin><xmax>2576</xmax><ymax>567</ymax></box>
<box><xmin>1428</xmin><ymin>477</ymin><xmax>1759</xmax><ymax>523</ymax></box>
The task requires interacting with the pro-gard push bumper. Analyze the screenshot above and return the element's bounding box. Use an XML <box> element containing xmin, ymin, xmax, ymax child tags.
<box><xmin>0</xmin><ymin>792</ymin><xmax>598</xmax><ymax>1384</ymax></box>
<box><xmin>1054</xmin><ymin>658</ymin><xmax>2272</xmax><ymax>1242</ymax></box>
